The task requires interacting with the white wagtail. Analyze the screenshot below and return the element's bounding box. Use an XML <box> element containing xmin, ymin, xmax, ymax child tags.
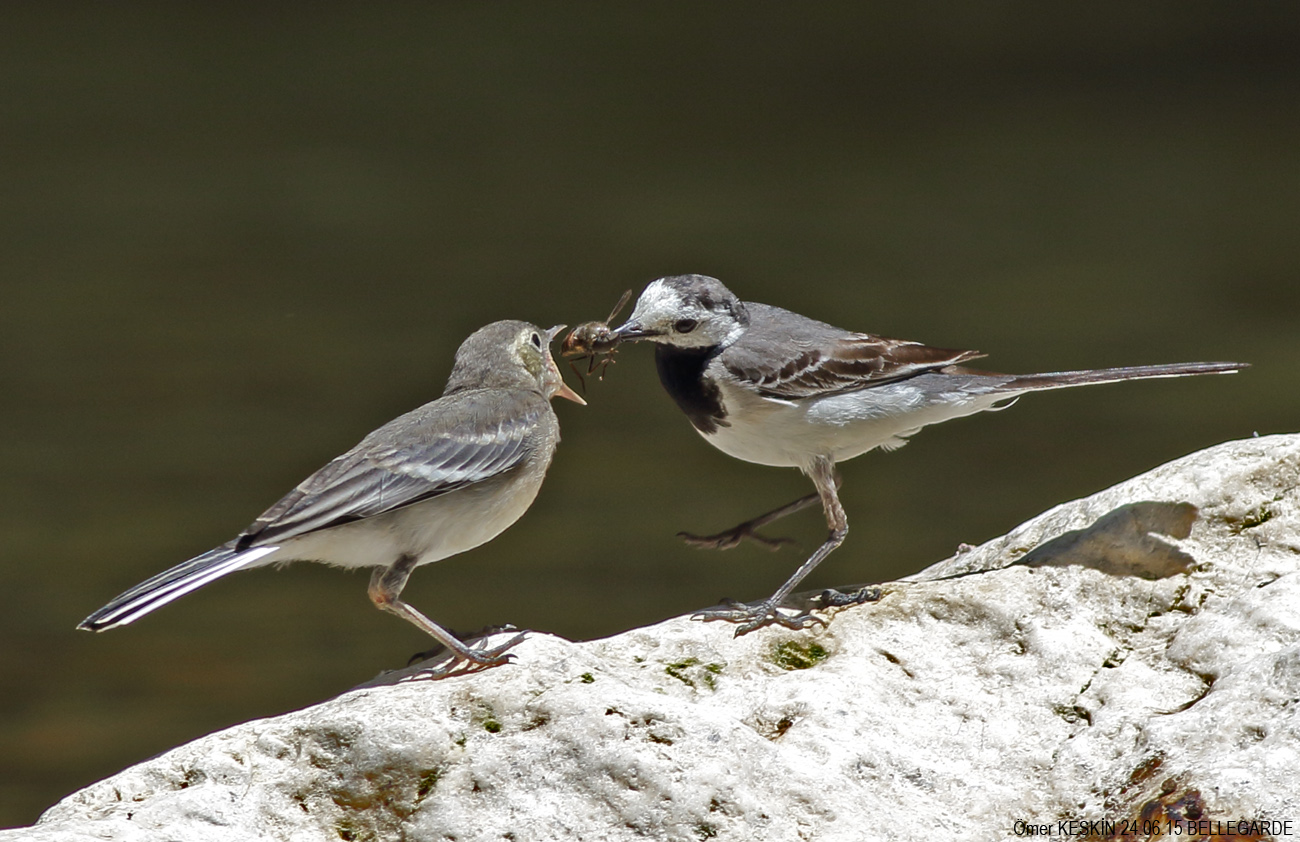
<box><xmin>80</xmin><ymin>320</ymin><xmax>585</xmax><ymax>674</ymax></box>
<box><xmin>608</xmin><ymin>274</ymin><xmax>1247</xmax><ymax>635</ymax></box>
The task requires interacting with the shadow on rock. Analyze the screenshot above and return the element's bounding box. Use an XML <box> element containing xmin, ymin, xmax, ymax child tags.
<box><xmin>1015</xmin><ymin>501</ymin><xmax>1199</xmax><ymax>579</ymax></box>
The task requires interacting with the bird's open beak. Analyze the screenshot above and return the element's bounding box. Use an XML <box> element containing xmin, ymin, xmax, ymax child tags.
<box><xmin>545</xmin><ymin>325</ymin><xmax>587</xmax><ymax>405</ymax></box>
<box><xmin>554</xmin><ymin>381</ymin><xmax>586</xmax><ymax>405</ymax></box>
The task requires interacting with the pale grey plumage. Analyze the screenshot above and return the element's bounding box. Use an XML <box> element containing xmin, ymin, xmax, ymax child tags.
<box><xmin>612</xmin><ymin>274</ymin><xmax>1247</xmax><ymax>635</ymax></box>
<box><xmin>80</xmin><ymin>319</ymin><xmax>583</xmax><ymax>673</ymax></box>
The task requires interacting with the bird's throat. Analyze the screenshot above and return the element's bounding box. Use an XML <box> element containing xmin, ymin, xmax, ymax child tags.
<box><xmin>654</xmin><ymin>345</ymin><xmax>729</xmax><ymax>435</ymax></box>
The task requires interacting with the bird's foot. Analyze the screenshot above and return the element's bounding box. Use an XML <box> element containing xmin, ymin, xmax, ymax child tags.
<box><xmin>678</xmin><ymin>526</ymin><xmax>796</xmax><ymax>552</ymax></box>
<box><xmin>816</xmin><ymin>586</ymin><xmax>883</xmax><ymax>608</ymax></box>
<box><xmin>459</xmin><ymin>630</ymin><xmax>529</xmax><ymax>666</ymax></box>
<box><xmin>408</xmin><ymin>627</ymin><xmax>528</xmax><ymax>676</ymax></box>
<box><xmin>693</xmin><ymin>598</ymin><xmax>826</xmax><ymax>637</ymax></box>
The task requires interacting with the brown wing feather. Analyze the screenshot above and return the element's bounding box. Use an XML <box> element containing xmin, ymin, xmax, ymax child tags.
<box><xmin>728</xmin><ymin>334</ymin><xmax>985</xmax><ymax>400</ymax></box>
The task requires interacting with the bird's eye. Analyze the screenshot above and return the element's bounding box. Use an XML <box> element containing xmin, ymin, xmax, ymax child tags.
<box><xmin>674</xmin><ymin>318</ymin><xmax>698</xmax><ymax>334</ymax></box>
<box><xmin>530</xmin><ymin>332</ymin><xmax>543</xmax><ymax>348</ymax></box>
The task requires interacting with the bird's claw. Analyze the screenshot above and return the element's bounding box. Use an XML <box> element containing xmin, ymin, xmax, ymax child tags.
<box><xmin>678</xmin><ymin>527</ymin><xmax>796</xmax><ymax>552</ymax></box>
<box><xmin>692</xmin><ymin>598</ymin><xmax>827</xmax><ymax>637</ymax></box>
<box><xmin>461</xmin><ymin>630</ymin><xmax>529</xmax><ymax>665</ymax></box>
<box><xmin>409</xmin><ymin>630</ymin><xmax>528</xmax><ymax>677</ymax></box>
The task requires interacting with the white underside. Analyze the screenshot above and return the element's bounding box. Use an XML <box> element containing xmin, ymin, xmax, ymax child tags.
<box><xmin>245</xmin><ymin>462</ymin><xmax>548</xmax><ymax>572</ymax></box>
<box><xmin>704</xmin><ymin>376</ymin><xmax>1013</xmax><ymax>471</ymax></box>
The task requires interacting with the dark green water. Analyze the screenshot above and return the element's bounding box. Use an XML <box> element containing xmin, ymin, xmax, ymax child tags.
<box><xmin>2</xmin><ymin>4</ymin><xmax>1297</xmax><ymax>827</ymax></box>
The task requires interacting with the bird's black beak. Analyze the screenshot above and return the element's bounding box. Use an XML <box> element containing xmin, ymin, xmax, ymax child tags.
<box><xmin>611</xmin><ymin>321</ymin><xmax>661</xmax><ymax>342</ymax></box>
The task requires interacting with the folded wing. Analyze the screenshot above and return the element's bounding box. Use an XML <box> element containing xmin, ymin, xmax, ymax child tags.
<box><xmin>80</xmin><ymin>393</ymin><xmax>547</xmax><ymax>631</ymax></box>
<box><xmin>723</xmin><ymin>304</ymin><xmax>984</xmax><ymax>400</ymax></box>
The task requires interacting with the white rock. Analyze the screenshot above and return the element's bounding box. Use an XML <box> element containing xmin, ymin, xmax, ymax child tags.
<box><xmin>8</xmin><ymin>434</ymin><xmax>1300</xmax><ymax>842</ymax></box>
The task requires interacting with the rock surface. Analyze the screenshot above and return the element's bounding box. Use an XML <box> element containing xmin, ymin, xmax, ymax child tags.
<box><xmin>8</xmin><ymin>435</ymin><xmax>1300</xmax><ymax>842</ymax></box>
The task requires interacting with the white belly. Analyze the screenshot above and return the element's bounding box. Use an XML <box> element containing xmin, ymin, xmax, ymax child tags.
<box><xmin>704</xmin><ymin>375</ymin><xmax>1011</xmax><ymax>470</ymax></box>
<box><xmin>254</xmin><ymin>458</ymin><xmax>549</xmax><ymax>571</ymax></box>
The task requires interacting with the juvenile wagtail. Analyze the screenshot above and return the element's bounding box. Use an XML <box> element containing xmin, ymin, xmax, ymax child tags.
<box><xmin>80</xmin><ymin>320</ymin><xmax>584</xmax><ymax>673</ymax></box>
<box><xmin>609</xmin><ymin>274</ymin><xmax>1246</xmax><ymax>635</ymax></box>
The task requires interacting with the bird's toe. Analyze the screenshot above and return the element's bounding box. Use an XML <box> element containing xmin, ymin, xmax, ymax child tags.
<box><xmin>679</xmin><ymin>527</ymin><xmax>796</xmax><ymax>552</ymax></box>
<box><xmin>693</xmin><ymin>600</ymin><xmax>826</xmax><ymax>636</ymax></box>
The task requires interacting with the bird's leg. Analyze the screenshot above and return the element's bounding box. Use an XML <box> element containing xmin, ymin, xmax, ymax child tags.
<box><xmin>369</xmin><ymin>554</ymin><xmax>526</xmax><ymax>675</ymax></box>
<box><xmin>679</xmin><ymin>472</ymin><xmax>845</xmax><ymax>551</ymax></box>
<box><xmin>694</xmin><ymin>456</ymin><xmax>859</xmax><ymax>636</ymax></box>
<box><xmin>678</xmin><ymin>491</ymin><xmax>822</xmax><ymax>551</ymax></box>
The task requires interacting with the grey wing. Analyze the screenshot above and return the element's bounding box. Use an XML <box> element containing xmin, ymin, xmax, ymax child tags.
<box><xmin>236</xmin><ymin>398</ymin><xmax>548</xmax><ymax>549</ymax></box>
<box><xmin>722</xmin><ymin>303</ymin><xmax>985</xmax><ymax>400</ymax></box>
<box><xmin>78</xmin><ymin>394</ymin><xmax>551</xmax><ymax>632</ymax></box>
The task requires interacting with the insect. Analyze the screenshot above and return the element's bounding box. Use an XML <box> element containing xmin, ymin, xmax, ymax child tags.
<box><xmin>561</xmin><ymin>289</ymin><xmax>632</xmax><ymax>390</ymax></box>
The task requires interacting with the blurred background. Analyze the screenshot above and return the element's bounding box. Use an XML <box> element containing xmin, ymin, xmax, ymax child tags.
<box><xmin>1</xmin><ymin>3</ymin><xmax>1296</xmax><ymax>827</ymax></box>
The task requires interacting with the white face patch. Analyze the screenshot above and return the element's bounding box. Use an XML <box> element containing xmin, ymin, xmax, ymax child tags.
<box><xmin>627</xmin><ymin>278</ymin><xmax>745</xmax><ymax>349</ymax></box>
<box><xmin>627</xmin><ymin>279</ymin><xmax>680</xmax><ymax>326</ymax></box>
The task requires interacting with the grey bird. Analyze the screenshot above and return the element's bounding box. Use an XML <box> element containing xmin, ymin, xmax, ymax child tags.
<box><xmin>609</xmin><ymin>274</ymin><xmax>1247</xmax><ymax>635</ymax></box>
<box><xmin>80</xmin><ymin>320</ymin><xmax>585</xmax><ymax>674</ymax></box>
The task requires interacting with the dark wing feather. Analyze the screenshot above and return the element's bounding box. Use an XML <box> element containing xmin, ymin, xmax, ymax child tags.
<box><xmin>721</xmin><ymin>303</ymin><xmax>984</xmax><ymax>400</ymax></box>
<box><xmin>236</xmin><ymin>394</ymin><xmax>547</xmax><ymax>549</ymax></box>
